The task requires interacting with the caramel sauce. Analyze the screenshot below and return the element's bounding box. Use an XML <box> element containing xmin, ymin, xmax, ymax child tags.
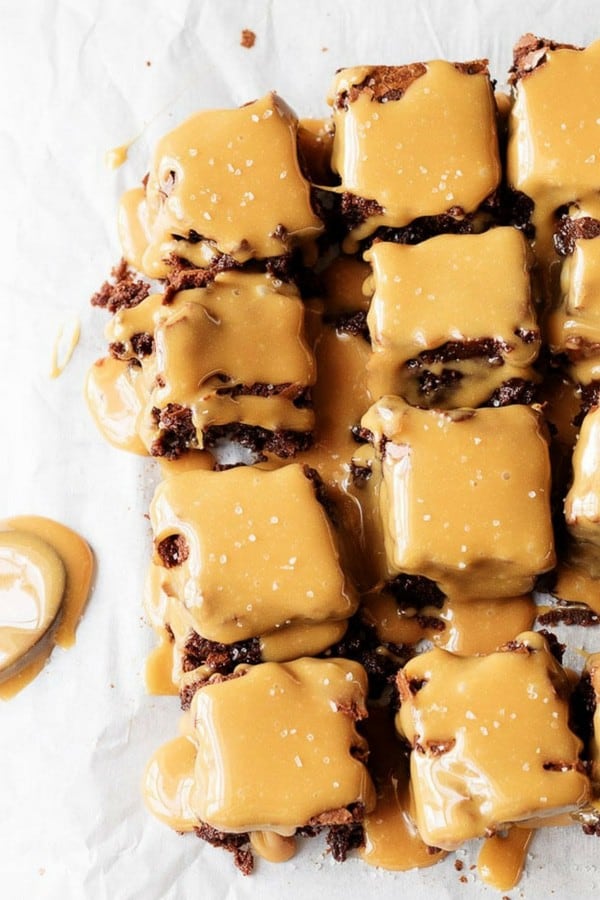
<box><xmin>361</xmin><ymin>706</ymin><xmax>447</xmax><ymax>871</ymax></box>
<box><xmin>434</xmin><ymin>594</ymin><xmax>536</xmax><ymax>655</ymax></box>
<box><xmin>551</xmin><ymin>562</ymin><xmax>600</xmax><ymax>615</ymax></box>
<box><xmin>0</xmin><ymin>516</ymin><xmax>93</xmax><ymax>699</ymax></box>
<box><xmin>250</xmin><ymin>831</ymin><xmax>297</xmax><ymax>863</ymax></box>
<box><xmin>477</xmin><ymin>827</ymin><xmax>534</xmax><ymax>891</ymax></box>
<box><xmin>143</xmin><ymin>735</ymin><xmax>198</xmax><ymax>832</ymax></box>
<box><xmin>105</xmin><ymin>142</ymin><xmax>130</xmax><ymax>170</ymax></box>
<box><xmin>50</xmin><ymin>317</ymin><xmax>81</xmax><ymax>379</ymax></box>
<box><xmin>145</xmin><ymin>628</ymin><xmax>178</xmax><ymax>696</ymax></box>
<box><xmin>85</xmin><ymin>356</ymin><xmax>148</xmax><ymax>456</ymax></box>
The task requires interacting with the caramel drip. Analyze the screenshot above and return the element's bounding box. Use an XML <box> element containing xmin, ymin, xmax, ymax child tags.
<box><xmin>50</xmin><ymin>317</ymin><xmax>81</xmax><ymax>379</ymax></box>
<box><xmin>105</xmin><ymin>143</ymin><xmax>130</xmax><ymax>170</ymax></box>
<box><xmin>507</xmin><ymin>40</ymin><xmax>600</xmax><ymax>274</ymax></box>
<box><xmin>547</xmin><ymin>230</ymin><xmax>600</xmax><ymax>352</ymax></box>
<box><xmin>362</xmin><ymin>589</ymin><xmax>441</xmax><ymax>647</ymax></box>
<box><xmin>361</xmin><ymin>706</ymin><xmax>447</xmax><ymax>871</ymax></box>
<box><xmin>189</xmin><ymin>658</ymin><xmax>375</xmax><ymax>833</ymax></box>
<box><xmin>551</xmin><ymin>563</ymin><xmax>600</xmax><ymax>616</ymax></box>
<box><xmin>150</xmin><ymin>465</ymin><xmax>357</xmax><ymax>645</ymax></box>
<box><xmin>0</xmin><ymin>516</ymin><xmax>93</xmax><ymax>699</ymax></box>
<box><xmin>362</xmin><ymin>399</ymin><xmax>555</xmax><ymax>598</ymax></box>
<box><xmin>364</xmin><ymin>229</ymin><xmax>538</xmax><ymax>408</ymax></box>
<box><xmin>433</xmin><ymin>594</ymin><xmax>536</xmax><ymax>656</ymax></box>
<box><xmin>396</xmin><ymin>632</ymin><xmax>589</xmax><ymax>850</ymax></box>
<box><xmin>477</xmin><ymin>827</ymin><xmax>534</xmax><ymax>891</ymax></box>
<box><xmin>297</xmin><ymin>117</ymin><xmax>334</xmax><ymax>186</ymax></box>
<box><xmin>346</xmin><ymin>446</ymin><xmax>388</xmax><ymax>590</ymax></box>
<box><xmin>249</xmin><ymin>831</ymin><xmax>297</xmax><ymax>863</ymax></box>
<box><xmin>145</xmin><ymin>628</ymin><xmax>178</xmax><ymax>696</ymax></box>
<box><xmin>330</xmin><ymin>61</ymin><xmax>500</xmax><ymax>246</ymax></box>
<box><xmin>131</xmin><ymin>93</ymin><xmax>322</xmax><ymax>278</ymax></box>
<box><xmin>143</xmin><ymin>736</ymin><xmax>198</xmax><ymax>832</ymax></box>
<box><xmin>85</xmin><ymin>356</ymin><xmax>148</xmax><ymax>456</ymax></box>
<box><xmin>319</xmin><ymin>255</ymin><xmax>371</xmax><ymax>316</ymax></box>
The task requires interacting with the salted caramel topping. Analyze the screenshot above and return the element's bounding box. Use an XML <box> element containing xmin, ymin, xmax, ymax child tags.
<box><xmin>396</xmin><ymin>632</ymin><xmax>589</xmax><ymax>850</ymax></box>
<box><xmin>361</xmin><ymin>706</ymin><xmax>446</xmax><ymax>871</ymax></box>
<box><xmin>190</xmin><ymin>658</ymin><xmax>375</xmax><ymax>832</ymax></box>
<box><xmin>106</xmin><ymin>272</ymin><xmax>315</xmax><ymax>453</ymax></box>
<box><xmin>329</xmin><ymin>61</ymin><xmax>500</xmax><ymax>245</ymax></box>
<box><xmin>0</xmin><ymin>517</ymin><xmax>93</xmax><ymax>699</ymax></box>
<box><xmin>362</xmin><ymin>398</ymin><xmax>555</xmax><ymax>598</ymax></box>
<box><xmin>145</xmin><ymin>628</ymin><xmax>179</xmax><ymax>696</ymax></box>
<box><xmin>249</xmin><ymin>831</ymin><xmax>297</xmax><ymax>863</ymax></box>
<box><xmin>143</xmin><ymin>736</ymin><xmax>198</xmax><ymax>832</ymax></box>
<box><xmin>150</xmin><ymin>465</ymin><xmax>356</xmax><ymax>645</ymax></box>
<box><xmin>550</xmin><ymin>563</ymin><xmax>600</xmax><ymax>616</ymax></box>
<box><xmin>477</xmin><ymin>828</ymin><xmax>534</xmax><ymax>891</ymax></box>
<box><xmin>129</xmin><ymin>92</ymin><xmax>322</xmax><ymax>278</ymax></box>
<box><xmin>507</xmin><ymin>39</ymin><xmax>600</xmax><ymax>268</ymax></box>
<box><xmin>434</xmin><ymin>594</ymin><xmax>536</xmax><ymax>656</ymax></box>
<box><xmin>0</xmin><ymin>531</ymin><xmax>65</xmax><ymax>680</ymax></box>
<box><xmin>319</xmin><ymin>255</ymin><xmax>372</xmax><ymax>315</ymax></box>
<box><xmin>85</xmin><ymin>356</ymin><xmax>148</xmax><ymax>455</ymax></box>
<box><xmin>565</xmin><ymin>407</ymin><xmax>600</xmax><ymax>575</ymax></box>
<box><xmin>365</xmin><ymin>229</ymin><xmax>538</xmax><ymax>407</ymax></box>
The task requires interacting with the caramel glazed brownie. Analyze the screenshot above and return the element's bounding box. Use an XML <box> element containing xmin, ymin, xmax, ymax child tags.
<box><xmin>86</xmin><ymin>34</ymin><xmax>600</xmax><ymax>888</ymax></box>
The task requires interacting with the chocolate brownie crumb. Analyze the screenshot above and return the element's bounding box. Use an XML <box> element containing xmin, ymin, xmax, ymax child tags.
<box><xmin>452</xmin><ymin>59</ymin><xmax>489</xmax><ymax>77</ymax></box>
<box><xmin>371</xmin><ymin>211</ymin><xmax>473</xmax><ymax>247</ymax></box>
<box><xmin>327</xmin><ymin>310</ymin><xmax>370</xmax><ymax>341</ymax></box>
<box><xmin>194</xmin><ymin>823</ymin><xmax>254</xmax><ymax>875</ymax></box>
<box><xmin>570</xmin><ymin>671</ymin><xmax>596</xmax><ymax>746</ymax></box>
<box><xmin>335</xmin><ymin>64</ymin><xmax>427</xmax><ymax>109</ymax></box>
<box><xmin>240</xmin><ymin>29</ymin><xmax>256</xmax><ymax>49</ymax></box>
<box><xmin>536</xmin><ymin>628</ymin><xmax>566</xmax><ymax>664</ymax></box>
<box><xmin>351</xmin><ymin>425</ymin><xmax>373</xmax><ymax>445</ymax></box>
<box><xmin>130</xmin><ymin>332</ymin><xmax>154</xmax><ymax>357</ymax></box>
<box><xmin>179</xmin><ymin>681</ymin><xmax>201</xmax><ymax>711</ymax></box>
<box><xmin>325</xmin><ymin>614</ymin><xmax>410</xmax><ymax>699</ymax></box>
<box><xmin>109</xmin><ymin>341</ymin><xmax>127</xmax><ymax>360</ymax></box>
<box><xmin>339</xmin><ymin>192</ymin><xmax>385</xmax><ymax>232</ymax></box>
<box><xmin>182</xmin><ymin>632</ymin><xmax>261</xmax><ymax>675</ymax></box>
<box><xmin>214</xmin><ymin>381</ymin><xmax>312</xmax><ymax>409</ymax></box>
<box><xmin>408</xmin><ymin>338</ymin><xmax>509</xmax><ymax>368</ymax></box>
<box><xmin>204</xmin><ymin>423</ymin><xmax>313</xmax><ymax>459</ymax></box>
<box><xmin>455</xmin><ymin>859</ymin><xmax>464</xmax><ymax>872</ymax></box>
<box><xmin>418</xmin><ymin>369</ymin><xmax>463</xmax><ymax>401</ymax></box>
<box><xmin>537</xmin><ymin>606</ymin><xmax>600</xmax><ymax>628</ymax></box>
<box><xmin>480</xmin><ymin>187</ymin><xmax>535</xmax><ymax>237</ymax></box>
<box><xmin>484</xmin><ymin>378</ymin><xmax>538</xmax><ymax>408</ymax></box>
<box><xmin>151</xmin><ymin>404</ymin><xmax>198</xmax><ymax>459</ymax></box>
<box><xmin>554</xmin><ymin>215</ymin><xmax>600</xmax><ymax>256</ymax></box>
<box><xmin>350</xmin><ymin>461</ymin><xmax>372</xmax><ymax>484</ymax></box>
<box><xmin>509</xmin><ymin>34</ymin><xmax>581</xmax><ymax>84</ymax></box>
<box><xmin>582</xmin><ymin>821</ymin><xmax>600</xmax><ymax>837</ymax></box>
<box><xmin>326</xmin><ymin>820</ymin><xmax>365</xmax><ymax>862</ymax></box>
<box><xmin>91</xmin><ymin>258</ymin><xmax>150</xmax><ymax>313</ymax></box>
<box><xmin>386</xmin><ymin>574</ymin><xmax>446</xmax><ymax>610</ymax></box>
<box><xmin>574</xmin><ymin>380</ymin><xmax>600</xmax><ymax>426</ymax></box>
<box><xmin>156</xmin><ymin>533</ymin><xmax>189</xmax><ymax>569</ymax></box>
<box><xmin>162</xmin><ymin>253</ymin><xmax>239</xmax><ymax>304</ymax></box>
<box><xmin>302</xmin><ymin>465</ymin><xmax>338</xmax><ymax>524</ymax></box>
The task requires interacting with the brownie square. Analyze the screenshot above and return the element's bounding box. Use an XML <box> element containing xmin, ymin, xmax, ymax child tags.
<box><xmin>189</xmin><ymin>658</ymin><xmax>376</xmax><ymax>831</ymax></box>
<box><xmin>365</xmin><ymin>228</ymin><xmax>539</xmax><ymax>408</ymax></box>
<box><xmin>396</xmin><ymin>632</ymin><xmax>589</xmax><ymax>849</ymax></box>
<box><xmin>362</xmin><ymin>398</ymin><xmax>555</xmax><ymax>598</ymax></box>
<box><xmin>122</xmin><ymin>92</ymin><xmax>323</xmax><ymax>279</ymax></box>
<box><xmin>106</xmin><ymin>271</ymin><xmax>316</xmax><ymax>459</ymax></box>
<box><xmin>329</xmin><ymin>61</ymin><xmax>500</xmax><ymax>247</ymax></box>
<box><xmin>150</xmin><ymin>464</ymin><xmax>357</xmax><ymax>645</ymax></box>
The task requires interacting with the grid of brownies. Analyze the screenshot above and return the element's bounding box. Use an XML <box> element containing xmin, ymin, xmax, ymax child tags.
<box><xmin>87</xmin><ymin>34</ymin><xmax>600</xmax><ymax>886</ymax></box>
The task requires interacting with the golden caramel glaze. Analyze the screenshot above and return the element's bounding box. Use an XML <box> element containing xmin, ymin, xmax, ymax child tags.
<box><xmin>297</xmin><ymin>117</ymin><xmax>335</xmax><ymax>186</ymax></box>
<box><xmin>507</xmin><ymin>39</ymin><xmax>600</xmax><ymax>271</ymax></box>
<box><xmin>143</xmin><ymin>735</ymin><xmax>198</xmax><ymax>832</ymax></box>
<box><xmin>346</xmin><ymin>445</ymin><xmax>389</xmax><ymax>589</ymax></box>
<box><xmin>106</xmin><ymin>272</ymin><xmax>316</xmax><ymax>454</ymax></box>
<box><xmin>565</xmin><ymin>407</ymin><xmax>600</xmax><ymax>575</ymax></box>
<box><xmin>85</xmin><ymin>356</ymin><xmax>148</xmax><ymax>455</ymax></box>
<box><xmin>50</xmin><ymin>317</ymin><xmax>81</xmax><ymax>379</ymax></box>
<box><xmin>396</xmin><ymin>632</ymin><xmax>590</xmax><ymax>850</ymax></box>
<box><xmin>549</xmin><ymin>563</ymin><xmax>600</xmax><ymax>616</ymax></box>
<box><xmin>122</xmin><ymin>93</ymin><xmax>322</xmax><ymax>278</ymax></box>
<box><xmin>318</xmin><ymin>254</ymin><xmax>372</xmax><ymax>316</ymax></box>
<box><xmin>0</xmin><ymin>516</ymin><xmax>93</xmax><ymax>699</ymax></box>
<box><xmin>150</xmin><ymin>465</ymin><xmax>357</xmax><ymax>645</ymax></box>
<box><xmin>433</xmin><ymin>594</ymin><xmax>537</xmax><ymax>656</ymax></box>
<box><xmin>329</xmin><ymin>62</ymin><xmax>500</xmax><ymax>247</ymax></box>
<box><xmin>364</xmin><ymin>229</ymin><xmax>539</xmax><ymax>408</ymax></box>
<box><xmin>539</xmin><ymin>370</ymin><xmax>580</xmax><ymax>450</ymax></box>
<box><xmin>546</xmin><ymin>197</ymin><xmax>600</xmax><ymax>354</ymax></box>
<box><xmin>360</xmin><ymin>706</ymin><xmax>447</xmax><ymax>871</ymax></box>
<box><xmin>249</xmin><ymin>831</ymin><xmax>297</xmax><ymax>863</ymax></box>
<box><xmin>145</xmin><ymin>628</ymin><xmax>179</xmax><ymax>696</ymax></box>
<box><xmin>362</xmin><ymin>398</ymin><xmax>555</xmax><ymax>598</ymax></box>
<box><xmin>189</xmin><ymin>658</ymin><xmax>376</xmax><ymax>833</ymax></box>
<box><xmin>477</xmin><ymin>828</ymin><xmax>534</xmax><ymax>891</ymax></box>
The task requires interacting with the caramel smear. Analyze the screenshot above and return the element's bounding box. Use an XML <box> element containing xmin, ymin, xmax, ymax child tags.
<box><xmin>143</xmin><ymin>735</ymin><xmax>198</xmax><ymax>832</ymax></box>
<box><xmin>50</xmin><ymin>317</ymin><xmax>81</xmax><ymax>379</ymax></box>
<box><xmin>0</xmin><ymin>516</ymin><xmax>93</xmax><ymax>699</ymax></box>
<box><xmin>145</xmin><ymin>627</ymin><xmax>178</xmax><ymax>696</ymax></box>
<box><xmin>105</xmin><ymin>143</ymin><xmax>130</xmax><ymax>170</ymax></box>
<box><xmin>477</xmin><ymin>827</ymin><xmax>534</xmax><ymax>891</ymax></box>
<box><xmin>250</xmin><ymin>831</ymin><xmax>297</xmax><ymax>863</ymax></box>
<box><xmin>551</xmin><ymin>562</ymin><xmax>600</xmax><ymax>616</ymax></box>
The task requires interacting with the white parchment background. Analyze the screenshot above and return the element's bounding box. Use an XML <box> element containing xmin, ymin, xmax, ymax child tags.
<box><xmin>1</xmin><ymin>1</ymin><xmax>600</xmax><ymax>897</ymax></box>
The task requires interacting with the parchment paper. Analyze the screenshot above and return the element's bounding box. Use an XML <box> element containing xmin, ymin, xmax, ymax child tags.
<box><xmin>1</xmin><ymin>1</ymin><xmax>599</xmax><ymax>897</ymax></box>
